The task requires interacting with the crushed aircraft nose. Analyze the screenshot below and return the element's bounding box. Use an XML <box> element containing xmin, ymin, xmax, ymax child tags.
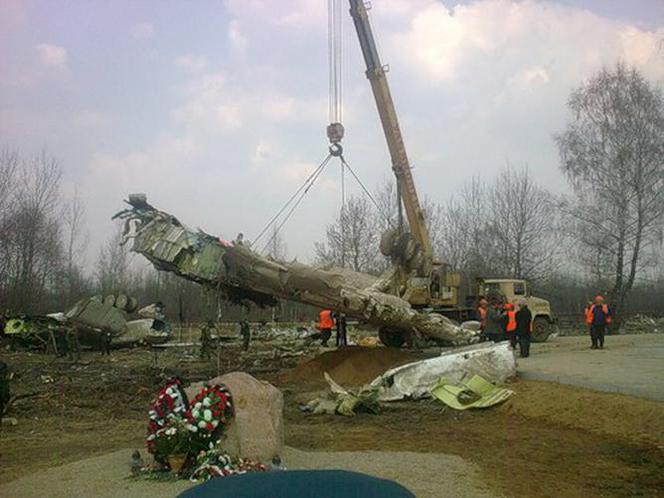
<box><xmin>114</xmin><ymin>195</ymin><xmax>480</xmax><ymax>345</ymax></box>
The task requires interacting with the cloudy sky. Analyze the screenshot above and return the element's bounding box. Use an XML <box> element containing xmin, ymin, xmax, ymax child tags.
<box><xmin>1</xmin><ymin>0</ymin><xmax>663</xmax><ymax>266</ymax></box>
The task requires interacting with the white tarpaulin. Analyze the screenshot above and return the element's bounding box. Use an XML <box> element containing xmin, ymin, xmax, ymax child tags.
<box><xmin>370</xmin><ymin>342</ymin><xmax>516</xmax><ymax>401</ymax></box>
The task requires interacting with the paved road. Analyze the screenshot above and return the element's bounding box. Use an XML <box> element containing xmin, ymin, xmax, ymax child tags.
<box><xmin>517</xmin><ymin>334</ymin><xmax>664</xmax><ymax>401</ymax></box>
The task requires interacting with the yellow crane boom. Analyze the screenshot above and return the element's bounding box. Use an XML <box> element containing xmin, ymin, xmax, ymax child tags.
<box><xmin>348</xmin><ymin>0</ymin><xmax>433</xmax><ymax>266</ymax></box>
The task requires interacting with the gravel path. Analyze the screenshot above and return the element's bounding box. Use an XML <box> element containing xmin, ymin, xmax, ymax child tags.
<box><xmin>518</xmin><ymin>333</ymin><xmax>664</xmax><ymax>400</ymax></box>
<box><xmin>0</xmin><ymin>446</ymin><xmax>497</xmax><ymax>498</ymax></box>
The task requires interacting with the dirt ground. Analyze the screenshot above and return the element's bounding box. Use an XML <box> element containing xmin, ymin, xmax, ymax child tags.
<box><xmin>0</xmin><ymin>447</ymin><xmax>495</xmax><ymax>498</ymax></box>
<box><xmin>1</xmin><ymin>338</ymin><xmax>663</xmax><ymax>497</ymax></box>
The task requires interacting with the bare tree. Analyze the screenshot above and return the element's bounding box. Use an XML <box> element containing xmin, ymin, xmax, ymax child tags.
<box><xmin>485</xmin><ymin>167</ymin><xmax>561</xmax><ymax>281</ymax></box>
<box><xmin>315</xmin><ymin>195</ymin><xmax>384</xmax><ymax>273</ymax></box>
<box><xmin>434</xmin><ymin>177</ymin><xmax>488</xmax><ymax>274</ymax></box>
<box><xmin>3</xmin><ymin>151</ymin><xmax>64</xmax><ymax>311</ymax></box>
<box><xmin>0</xmin><ymin>150</ymin><xmax>19</xmax><ymax>295</ymax></box>
<box><xmin>266</xmin><ymin>225</ymin><xmax>287</xmax><ymax>261</ymax></box>
<box><xmin>434</xmin><ymin>169</ymin><xmax>560</xmax><ymax>285</ymax></box>
<box><xmin>556</xmin><ymin>63</ymin><xmax>664</xmax><ymax>318</ymax></box>
<box><xmin>96</xmin><ymin>224</ymin><xmax>130</xmax><ymax>294</ymax></box>
<box><xmin>374</xmin><ymin>179</ymin><xmax>400</xmax><ymax>233</ymax></box>
<box><xmin>62</xmin><ymin>190</ymin><xmax>89</xmax><ymax>301</ymax></box>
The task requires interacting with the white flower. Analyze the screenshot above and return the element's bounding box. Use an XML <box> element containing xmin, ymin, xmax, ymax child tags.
<box><xmin>211</xmin><ymin>420</ymin><xmax>219</xmax><ymax>428</ymax></box>
<box><xmin>198</xmin><ymin>420</ymin><xmax>207</xmax><ymax>429</ymax></box>
<box><xmin>203</xmin><ymin>410</ymin><xmax>212</xmax><ymax>421</ymax></box>
<box><xmin>188</xmin><ymin>425</ymin><xmax>198</xmax><ymax>433</ymax></box>
<box><xmin>195</xmin><ymin>402</ymin><xmax>202</xmax><ymax>410</ymax></box>
<box><xmin>192</xmin><ymin>410</ymin><xmax>200</xmax><ymax>419</ymax></box>
<box><xmin>203</xmin><ymin>398</ymin><xmax>211</xmax><ymax>407</ymax></box>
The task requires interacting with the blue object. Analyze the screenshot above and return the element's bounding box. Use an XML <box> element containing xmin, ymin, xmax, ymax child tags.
<box><xmin>178</xmin><ymin>469</ymin><xmax>415</xmax><ymax>498</ymax></box>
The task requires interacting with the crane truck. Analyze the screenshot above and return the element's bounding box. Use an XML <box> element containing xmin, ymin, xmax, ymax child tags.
<box><xmin>347</xmin><ymin>0</ymin><xmax>556</xmax><ymax>345</ymax></box>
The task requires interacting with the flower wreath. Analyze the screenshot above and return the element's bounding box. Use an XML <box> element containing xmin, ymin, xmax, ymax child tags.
<box><xmin>146</xmin><ymin>379</ymin><xmax>189</xmax><ymax>456</ymax></box>
<box><xmin>185</xmin><ymin>384</ymin><xmax>233</xmax><ymax>452</ymax></box>
<box><xmin>146</xmin><ymin>381</ymin><xmax>234</xmax><ymax>462</ymax></box>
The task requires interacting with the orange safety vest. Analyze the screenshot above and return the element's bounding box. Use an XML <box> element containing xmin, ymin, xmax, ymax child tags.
<box><xmin>506</xmin><ymin>310</ymin><xmax>517</xmax><ymax>332</ymax></box>
<box><xmin>586</xmin><ymin>304</ymin><xmax>611</xmax><ymax>325</ymax></box>
<box><xmin>319</xmin><ymin>310</ymin><xmax>334</xmax><ymax>329</ymax></box>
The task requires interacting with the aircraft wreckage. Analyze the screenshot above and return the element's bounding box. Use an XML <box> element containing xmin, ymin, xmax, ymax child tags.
<box><xmin>114</xmin><ymin>195</ymin><xmax>479</xmax><ymax>346</ymax></box>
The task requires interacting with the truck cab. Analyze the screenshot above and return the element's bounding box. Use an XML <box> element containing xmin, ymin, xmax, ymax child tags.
<box><xmin>480</xmin><ymin>278</ymin><xmax>556</xmax><ymax>342</ymax></box>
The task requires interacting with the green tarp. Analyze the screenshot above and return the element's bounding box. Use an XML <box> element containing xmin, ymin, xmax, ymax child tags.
<box><xmin>431</xmin><ymin>374</ymin><xmax>513</xmax><ymax>410</ymax></box>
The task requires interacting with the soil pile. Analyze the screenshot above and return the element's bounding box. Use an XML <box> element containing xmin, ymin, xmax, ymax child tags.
<box><xmin>284</xmin><ymin>346</ymin><xmax>419</xmax><ymax>386</ymax></box>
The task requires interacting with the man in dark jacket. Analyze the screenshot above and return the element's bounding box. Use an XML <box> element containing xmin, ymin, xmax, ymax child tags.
<box><xmin>100</xmin><ymin>331</ymin><xmax>112</xmax><ymax>356</ymax></box>
<box><xmin>240</xmin><ymin>320</ymin><xmax>251</xmax><ymax>351</ymax></box>
<box><xmin>0</xmin><ymin>361</ymin><xmax>10</xmax><ymax>417</ymax></box>
<box><xmin>331</xmin><ymin>311</ymin><xmax>348</xmax><ymax>347</ymax></box>
<box><xmin>200</xmin><ymin>321</ymin><xmax>214</xmax><ymax>360</ymax></box>
<box><xmin>515</xmin><ymin>299</ymin><xmax>533</xmax><ymax>358</ymax></box>
<box><xmin>484</xmin><ymin>303</ymin><xmax>505</xmax><ymax>343</ymax></box>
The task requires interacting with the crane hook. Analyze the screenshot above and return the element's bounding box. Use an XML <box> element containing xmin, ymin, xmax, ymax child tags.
<box><xmin>329</xmin><ymin>142</ymin><xmax>343</xmax><ymax>157</ymax></box>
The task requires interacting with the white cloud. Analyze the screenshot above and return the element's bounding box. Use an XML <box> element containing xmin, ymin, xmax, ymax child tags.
<box><xmin>251</xmin><ymin>138</ymin><xmax>275</xmax><ymax>165</ymax></box>
<box><xmin>88</xmin><ymin>135</ymin><xmax>202</xmax><ymax>201</ymax></box>
<box><xmin>224</xmin><ymin>0</ymin><xmax>325</xmax><ymax>30</ymax></box>
<box><xmin>173</xmin><ymin>73</ymin><xmax>244</xmax><ymax>131</ymax></box>
<box><xmin>36</xmin><ymin>43</ymin><xmax>67</xmax><ymax>70</ymax></box>
<box><xmin>228</xmin><ymin>19</ymin><xmax>248</xmax><ymax>52</ymax></box>
<box><xmin>507</xmin><ymin>67</ymin><xmax>550</xmax><ymax>90</ymax></box>
<box><xmin>172</xmin><ymin>71</ymin><xmax>325</xmax><ymax>135</ymax></box>
<box><xmin>174</xmin><ymin>54</ymin><xmax>209</xmax><ymax>74</ymax></box>
<box><xmin>387</xmin><ymin>0</ymin><xmax>664</xmax><ymax>84</ymax></box>
<box><xmin>72</xmin><ymin>110</ymin><xmax>109</xmax><ymax>128</ymax></box>
<box><xmin>130</xmin><ymin>22</ymin><xmax>155</xmax><ymax>40</ymax></box>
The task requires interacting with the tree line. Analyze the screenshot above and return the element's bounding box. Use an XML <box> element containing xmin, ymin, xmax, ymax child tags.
<box><xmin>1</xmin><ymin>64</ymin><xmax>662</xmax><ymax>321</ymax></box>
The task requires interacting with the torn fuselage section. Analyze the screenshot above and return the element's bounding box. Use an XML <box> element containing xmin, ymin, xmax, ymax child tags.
<box><xmin>114</xmin><ymin>195</ymin><xmax>479</xmax><ymax>345</ymax></box>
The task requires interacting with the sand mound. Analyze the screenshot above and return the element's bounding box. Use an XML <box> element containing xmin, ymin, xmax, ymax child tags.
<box><xmin>284</xmin><ymin>346</ymin><xmax>418</xmax><ymax>386</ymax></box>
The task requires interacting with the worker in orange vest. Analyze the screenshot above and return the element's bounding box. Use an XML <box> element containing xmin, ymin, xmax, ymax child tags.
<box><xmin>318</xmin><ymin>309</ymin><xmax>334</xmax><ymax>347</ymax></box>
<box><xmin>503</xmin><ymin>302</ymin><xmax>518</xmax><ymax>349</ymax></box>
<box><xmin>586</xmin><ymin>295</ymin><xmax>612</xmax><ymax>349</ymax></box>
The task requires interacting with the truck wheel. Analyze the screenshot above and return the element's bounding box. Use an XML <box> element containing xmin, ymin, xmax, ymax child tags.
<box><xmin>378</xmin><ymin>327</ymin><xmax>406</xmax><ymax>348</ymax></box>
<box><xmin>532</xmin><ymin>317</ymin><xmax>552</xmax><ymax>342</ymax></box>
